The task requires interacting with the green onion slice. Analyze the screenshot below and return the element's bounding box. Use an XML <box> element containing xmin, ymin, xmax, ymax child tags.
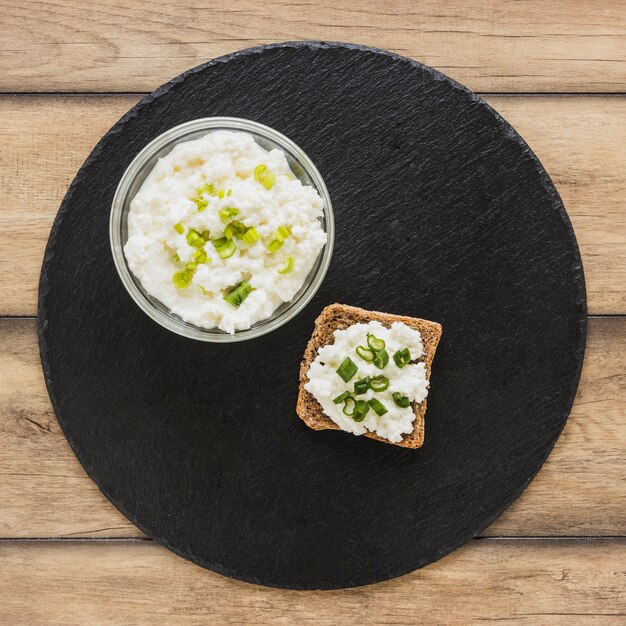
<box><xmin>373</xmin><ymin>349</ymin><xmax>389</xmax><ymax>370</ymax></box>
<box><xmin>172</xmin><ymin>253</ymin><xmax>180</xmax><ymax>263</ymax></box>
<box><xmin>353</xmin><ymin>376</ymin><xmax>371</xmax><ymax>395</ymax></box>
<box><xmin>277</xmin><ymin>256</ymin><xmax>295</xmax><ymax>274</ymax></box>
<box><xmin>352</xmin><ymin>400</ymin><xmax>370</xmax><ymax>422</ymax></box>
<box><xmin>367</xmin><ymin>333</ymin><xmax>386</xmax><ymax>351</ymax></box>
<box><xmin>276</xmin><ymin>226</ymin><xmax>290</xmax><ymax>242</ymax></box>
<box><xmin>342</xmin><ymin>396</ymin><xmax>356</xmax><ymax>416</ymax></box>
<box><xmin>355</xmin><ymin>345</ymin><xmax>375</xmax><ymax>362</ymax></box>
<box><xmin>224</xmin><ymin>220</ymin><xmax>246</xmax><ymax>240</ymax></box>
<box><xmin>393</xmin><ymin>348</ymin><xmax>412</xmax><ymax>368</ymax></box>
<box><xmin>173</xmin><ymin>223</ymin><xmax>184</xmax><ymax>234</ymax></box>
<box><xmin>202</xmin><ymin>230</ymin><xmax>211</xmax><ymax>241</ymax></box>
<box><xmin>217</xmin><ymin>189</ymin><xmax>225</xmax><ymax>199</ymax></box>
<box><xmin>370</xmin><ymin>375</ymin><xmax>389</xmax><ymax>392</ymax></box>
<box><xmin>392</xmin><ymin>392</ymin><xmax>410</xmax><ymax>408</ymax></box>
<box><xmin>254</xmin><ymin>164</ymin><xmax>276</xmax><ymax>189</ymax></box>
<box><xmin>368</xmin><ymin>398</ymin><xmax>388</xmax><ymax>416</ymax></box>
<box><xmin>197</xmin><ymin>183</ymin><xmax>216</xmax><ymax>197</ymax></box>
<box><xmin>241</xmin><ymin>227</ymin><xmax>259</xmax><ymax>245</ymax></box>
<box><xmin>186</xmin><ymin>229</ymin><xmax>205</xmax><ymax>248</ymax></box>
<box><xmin>212</xmin><ymin>237</ymin><xmax>236</xmax><ymax>259</ymax></box>
<box><xmin>172</xmin><ymin>271</ymin><xmax>192</xmax><ymax>289</ymax></box>
<box><xmin>194</xmin><ymin>197</ymin><xmax>208</xmax><ymax>212</ymax></box>
<box><xmin>333</xmin><ymin>391</ymin><xmax>352</xmax><ymax>404</ymax></box>
<box><xmin>193</xmin><ymin>249</ymin><xmax>208</xmax><ymax>263</ymax></box>
<box><xmin>219</xmin><ymin>207</ymin><xmax>239</xmax><ymax>223</ymax></box>
<box><xmin>223</xmin><ymin>280</ymin><xmax>252</xmax><ymax>308</ymax></box>
<box><xmin>336</xmin><ymin>357</ymin><xmax>358</xmax><ymax>382</ymax></box>
<box><xmin>267</xmin><ymin>239</ymin><xmax>284</xmax><ymax>253</ymax></box>
<box><xmin>185</xmin><ymin>262</ymin><xmax>197</xmax><ymax>273</ymax></box>
<box><xmin>226</xmin><ymin>189</ymin><xmax>232</xmax><ymax>197</ymax></box>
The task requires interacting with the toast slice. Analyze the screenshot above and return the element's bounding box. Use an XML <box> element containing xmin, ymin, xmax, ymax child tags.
<box><xmin>297</xmin><ymin>303</ymin><xmax>442</xmax><ymax>448</ymax></box>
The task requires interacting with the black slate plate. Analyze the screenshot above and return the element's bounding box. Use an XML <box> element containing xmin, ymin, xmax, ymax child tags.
<box><xmin>39</xmin><ymin>42</ymin><xmax>586</xmax><ymax>589</ymax></box>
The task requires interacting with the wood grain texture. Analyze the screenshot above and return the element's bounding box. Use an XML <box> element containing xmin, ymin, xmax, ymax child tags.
<box><xmin>0</xmin><ymin>539</ymin><xmax>624</xmax><ymax>625</ymax></box>
<box><xmin>1</xmin><ymin>0</ymin><xmax>626</xmax><ymax>93</ymax></box>
<box><xmin>1</xmin><ymin>95</ymin><xmax>626</xmax><ymax>315</ymax></box>
<box><xmin>0</xmin><ymin>317</ymin><xmax>624</xmax><ymax>539</ymax></box>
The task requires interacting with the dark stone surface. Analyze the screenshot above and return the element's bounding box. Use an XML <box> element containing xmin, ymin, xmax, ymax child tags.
<box><xmin>38</xmin><ymin>42</ymin><xmax>586</xmax><ymax>589</ymax></box>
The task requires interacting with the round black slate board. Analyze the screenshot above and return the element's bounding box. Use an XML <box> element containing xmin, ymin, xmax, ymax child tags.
<box><xmin>39</xmin><ymin>42</ymin><xmax>586</xmax><ymax>589</ymax></box>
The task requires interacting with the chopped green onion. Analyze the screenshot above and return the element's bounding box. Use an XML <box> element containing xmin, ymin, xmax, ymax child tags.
<box><xmin>185</xmin><ymin>262</ymin><xmax>197</xmax><ymax>273</ymax></box>
<box><xmin>197</xmin><ymin>183</ymin><xmax>216</xmax><ymax>196</ymax></box>
<box><xmin>370</xmin><ymin>375</ymin><xmax>389</xmax><ymax>392</ymax></box>
<box><xmin>393</xmin><ymin>348</ymin><xmax>412</xmax><ymax>368</ymax></box>
<box><xmin>276</xmin><ymin>226</ymin><xmax>290</xmax><ymax>242</ymax></box>
<box><xmin>355</xmin><ymin>345</ymin><xmax>375</xmax><ymax>362</ymax></box>
<box><xmin>202</xmin><ymin>230</ymin><xmax>211</xmax><ymax>241</ymax></box>
<box><xmin>219</xmin><ymin>207</ymin><xmax>240</xmax><ymax>223</ymax></box>
<box><xmin>173</xmin><ymin>223</ymin><xmax>185</xmax><ymax>234</ymax></box>
<box><xmin>367</xmin><ymin>334</ymin><xmax>386</xmax><ymax>351</ymax></box>
<box><xmin>223</xmin><ymin>280</ymin><xmax>252</xmax><ymax>308</ymax></box>
<box><xmin>368</xmin><ymin>398</ymin><xmax>388</xmax><ymax>416</ymax></box>
<box><xmin>193</xmin><ymin>249</ymin><xmax>208</xmax><ymax>263</ymax></box>
<box><xmin>342</xmin><ymin>396</ymin><xmax>356</xmax><ymax>416</ymax></box>
<box><xmin>195</xmin><ymin>197</ymin><xmax>208</xmax><ymax>212</ymax></box>
<box><xmin>254</xmin><ymin>163</ymin><xmax>276</xmax><ymax>189</ymax></box>
<box><xmin>217</xmin><ymin>189</ymin><xmax>225</xmax><ymax>199</ymax></box>
<box><xmin>241</xmin><ymin>227</ymin><xmax>259</xmax><ymax>245</ymax></box>
<box><xmin>267</xmin><ymin>238</ymin><xmax>284</xmax><ymax>253</ymax></box>
<box><xmin>226</xmin><ymin>188</ymin><xmax>232</xmax><ymax>197</ymax></box>
<box><xmin>172</xmin><ymin>271</ymin><xmax>192</xmax><ymax>289</ymax></box>
<box><xmin>277</xmin><ymin>256</ymin><xmax>295</xmax><ymax>274</ymax></box>
<box><xmin>352</xmin><ymin>400</ymin><xmax>370</xmax><ymax>422</ymax></box>
<box><xmin>336</xmin><ymin>357</ymin><xmax>358</xmax><ymax>382</ymax></box>
<box><xmin>373</xmin><ymin>349</ymin><xmax>389</xmax><ymax>370</ymax></box>
<box><xmin>333</xmin><ymin>391</ymin><xmax>352</xmax><ymax>404</ymax></box>
<box><xmin>212</xmin><ymin>237</ymin><xmax>237</xmax><ymax>259</ymax></box>
<box><xmin>392</xmin><ymin>392</ymin><xmax>410</xmax><ymax>408</ymax></box>
<box><xmin>186</xmin><ymin>229</ymin><xmax>205</xmax><ymax>248</ymax></box>
<box><xmin>224</xmin><ymin>220</ymin><xmax>246</xmax><ymax>240</ymax></box>
<box><xmin>172</xmin><ymin>253</ymin><xmax>180</xmax><ymax>262</ymax></box>
<box><xmin>353</xmin><ymin>376</ymin><xmax>371</xmax><ymax>395</ymax></box>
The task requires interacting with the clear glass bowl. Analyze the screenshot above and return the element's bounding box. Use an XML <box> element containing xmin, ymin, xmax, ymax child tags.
<box><xmin>110</xmin><ymin>117</ymin><xmax>334</xmax><ymax>342</ymax></box>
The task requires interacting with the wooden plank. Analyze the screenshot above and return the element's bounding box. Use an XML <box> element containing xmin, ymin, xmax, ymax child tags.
<box><xmin>0</xmin><ymin>539</ymin><xmax>624</xmax><ymax>624</ymax></box>
<box><xmin>1</xmin><ymin>95</ymin><xmax>625</xmax><ymax>315</ymax></box>
<box><xmin>0</xmin><ymin>317</ymin><xmax>624</xmax><ymax>539</ymax></box>
<box><xmin>1</xmin><ymin>1</ymin><xmax>626</xmax><ymax>93</ymax></box>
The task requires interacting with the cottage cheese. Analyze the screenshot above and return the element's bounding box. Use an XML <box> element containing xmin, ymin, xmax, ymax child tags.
<box><xmin>124</xmin><ymin>130</ymin><xmax>327</xmax><ymax>333</ymax></box>
<box><xmin>304</xmin><ymin>321</ymin><xmax>429</xmax><ymax>442</ymax></box>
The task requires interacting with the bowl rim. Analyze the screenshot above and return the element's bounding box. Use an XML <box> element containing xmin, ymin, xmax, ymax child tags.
<box><xmin>109</xmin><ymin>116</ymin><xmax>334</xmax><ymax>342</ymax></box>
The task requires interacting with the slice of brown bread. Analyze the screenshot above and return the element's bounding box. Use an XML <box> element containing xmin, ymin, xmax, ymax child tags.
<box><xmin>297</xmin><ymin>303</ymin><xmax>442</xmax><ymax>449</ymax></box>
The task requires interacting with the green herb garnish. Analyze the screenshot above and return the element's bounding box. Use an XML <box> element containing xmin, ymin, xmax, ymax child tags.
<box><xmin>277</xmin><ymin>256</ymin><xmax>295</xmax><ymax>274</ymax></box>
<box><xmin>373</xmin><ymin>349</ymin><xmax>389</xmax><ymax>370</ymax></box>
<box><xmin>352</xmin><ymin>400</ymin><xmax>370</xmax><ymax>422</ymax></box>
<box><xmin>336</xmin><ymin>357</ymin><xmax>358</xmax><ymax>383</ymax></box>
<box><xmin>367</xmin><ymin>334</ymin><xmax>386</xmax><ymax>351</ymax></box>
<box><xmin>368</xmin><ymin>398</ymin><xmax>388</xmax><ymax>416</ymax></box>
<box><xmin>254</xmin><ymin>163</ymin><xmax>276</xmax><ymax>189</ymax></box>
<box><xmin>223</xmin><ymin>280</ymin><xmax>252</xmax><ymax>308</ymax></box>
<box><xmin>392</xmin><ymin>392</ymin><xmax>410</xmax><ymax>408</ymax></box>
<box><xmin>212</xmin><ymin>237</ymin><xmax>236</xmax><ymax>259</ymax></box>
<box><xmin>370</xmin><ymin>375</ymin><xmax>389</xmax><ymax>392</ymax></box>
<box><xmin>354</xmin><ymin>376</ymin><xmax>371</xmax><ymax>395</ymax></box>
<box><xmin>393</xmin><ymin>348</ymin><xmax>412</xmax><ymax>368</ymax></box>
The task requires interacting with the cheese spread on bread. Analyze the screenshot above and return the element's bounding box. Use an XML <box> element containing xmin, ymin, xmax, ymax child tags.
<box><xmin>304</xmin><ymin>321</ymin><xmax>429</xmax><ymax>442</ymax></box>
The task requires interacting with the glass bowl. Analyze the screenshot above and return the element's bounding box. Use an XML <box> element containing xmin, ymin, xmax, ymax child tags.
<box><xmin>110</xmin><ymin>117</ymin><xmax>334</xmax><ymax>342</ymax></box>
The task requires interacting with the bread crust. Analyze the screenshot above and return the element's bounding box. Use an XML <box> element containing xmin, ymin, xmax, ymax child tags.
<box><xmin>296</xmin><ymin>303</ymin><xmax>442</xmax><ymax>448</ymax></box>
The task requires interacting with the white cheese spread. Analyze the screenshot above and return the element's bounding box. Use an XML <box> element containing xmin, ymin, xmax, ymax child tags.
<box><xmin>304</xmin><ymin>321</ymin><xmax>429</xmax><ymax>442</ymax></box>
<box><xmin>124</xmin><ymin>130</ymin><xmax>327</xmax><ymax>333</ymax></box>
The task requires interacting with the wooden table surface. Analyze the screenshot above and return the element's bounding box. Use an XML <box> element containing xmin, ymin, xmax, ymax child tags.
<box><xmin>1</xmin><ymin>1</ymin><xmax>625</xmax><ymax>623</ymax></box>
